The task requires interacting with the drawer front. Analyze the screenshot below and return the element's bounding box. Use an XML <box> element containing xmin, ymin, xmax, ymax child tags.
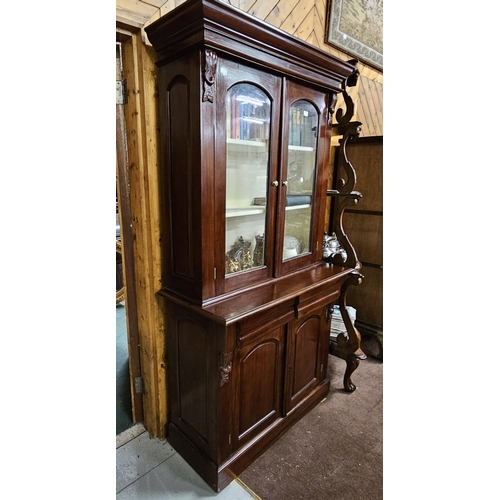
<box><xmin>295</xmin><ymin>281</ymin><xmax>341</xmax><ymax>319</ymax></box>
<box><xmin>236</xmin><ymin>300</ymin><xmax>295</xmax><ymax>349</ymax></box>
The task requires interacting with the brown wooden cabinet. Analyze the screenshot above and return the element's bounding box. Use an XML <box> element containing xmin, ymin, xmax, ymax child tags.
<box><xmin>146</xmin><ymin>0</ymin><xmax>364</xmax><ymax>492</ymax></box>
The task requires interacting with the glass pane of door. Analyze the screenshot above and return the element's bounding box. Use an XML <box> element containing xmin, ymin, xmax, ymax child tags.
<box><xmin>225</xmin><ymin>83</ymin><xmax>271</xmax><ymax>276</ymax></box>
<box><xmin>283</xmin><ymin>100</ymin><xmax>319</xmax><ymax>261</ymax></box>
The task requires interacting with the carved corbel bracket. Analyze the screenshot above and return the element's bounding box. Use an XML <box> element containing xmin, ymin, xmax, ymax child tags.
<box><xmin>202</xmin><ymin>49</ymin><xmax>217</xmax><ymax>103</ymax></box>
<box><xmin>335</xmin><ymin>59</ymin><xmax>359</xmax><ymax>125</ymax></box>
<box><xmin>219</xmin><ymin>351</ymin><xmax>233</xmax><ymax>387</ymax></box>
<box><xmin>327</xmin><ymin>92</ymin><xmax>339</xmax><ymax>127</ymax></box>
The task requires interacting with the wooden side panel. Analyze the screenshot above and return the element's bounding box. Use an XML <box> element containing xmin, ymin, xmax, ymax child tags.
<box><xmin>177</xmin><ymin>319</ymin><xmax>210</xmax><ymax>440</ymax></box>
<box><xmin>166</xmin><ymin>302</ymin><xmax>219</xmax><ymax>461</ymax></box>
<box><xmin>167</xmin><ymin>77</ymin><xmax>194</xmax><ymax>279</ymax></box>
<box><xmin>159</xmin><ymin>51</ymin><xmax>204</xmax><ymax>300</ymax></box>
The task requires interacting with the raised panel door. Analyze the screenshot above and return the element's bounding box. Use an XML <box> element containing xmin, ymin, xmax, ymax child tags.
<box><xmin>233</xmin><ymin>324</ymin><xmax>286</xmax><ymax>448</ymax></box>
<box><xmin>285</xmin><ymin>306</ymin><xmax>329</xmax><ymax>413</ymax></box>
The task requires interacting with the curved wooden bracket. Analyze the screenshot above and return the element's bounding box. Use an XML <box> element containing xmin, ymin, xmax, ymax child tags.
<box><xmin>326</xmin><ymin>61</ymin><xmax>363</xmax><ymax>271</ymax></box>
<box><xmin>335</xmin><ymin>61</ymin><xmax>359</xmax><ymax>125</ymax></box>
<box><xmin>331</xmin><ymin>272</ymin><xmax>367</xmax><ymax>392</ymax></box>
<box><xmin>337</xmin><ymin>273</ymin><xmax>363</xmax><ymax>352</ymax></box>
<box><xmin>327</xmin><ymin>121</ymin><xmax>362</xmax><ymax>269</ymax></box>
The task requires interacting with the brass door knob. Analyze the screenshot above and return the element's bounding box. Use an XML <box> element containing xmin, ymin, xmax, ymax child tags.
<box><xmin>282</xmin><ymin>181</ymin><xmax>288</xmax><ymax>187</ymax></box>
<box><xmin>272</xmin><ymin>180</ymin><xmax>279</xmax><ymax>187</ymax></box>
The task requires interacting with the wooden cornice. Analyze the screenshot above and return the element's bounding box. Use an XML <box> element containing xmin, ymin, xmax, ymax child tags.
<box><xmin>145</xmin><ymin>0</ymin><xmax>356</xmax><ymax>92</ymax></box>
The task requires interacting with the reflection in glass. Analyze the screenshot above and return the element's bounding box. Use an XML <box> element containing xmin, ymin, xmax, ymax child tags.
<box><xmin>225</xmin><ymin>83</ymin><xmax>271</xmax><ymax>276</ymax></box>
<box><xmin>283</xmin><ymin>100</ymin><xmax>319</xmax><ymax>261</ymax></box>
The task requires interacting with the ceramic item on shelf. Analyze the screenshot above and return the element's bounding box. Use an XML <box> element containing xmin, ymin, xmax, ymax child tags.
<box><xmin>283</xmin><ymin>247</ymin><xmax>298</xmax><ymax>260</ymax></box>
<box><xmin>283</xmin><ymin>235</ymin><xmax>300</xmax><ymax>254</ymax></box>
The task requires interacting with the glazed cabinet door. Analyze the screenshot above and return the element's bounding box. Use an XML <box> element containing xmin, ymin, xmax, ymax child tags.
<box><xmin>276</xmin><ymin>80</ymin><xmax>332</xmax><ymax>276</ymax></box>
<box><xmin>215</xmin><ymin>58</ymin><xmax>282</xmax><ymax>296</ymax></box>
<box><xmin>284</xmin><ymin>305</ymin><xmax>330</xmax><ymax>414</ymax></box>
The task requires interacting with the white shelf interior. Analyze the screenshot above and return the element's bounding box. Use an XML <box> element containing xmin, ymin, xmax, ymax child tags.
<box><xmin>227</xmin><ymin>138</ymin><xmax>267</xmax><ymax>148</ymax></box>
<box><xmin>226</xmin><ymin>207</ymin><xmax>266</xmax><ymax>218</ymax></box>
<box><xmin>285</xmin><ymin>204</ymin><xmax>310</xmax><ymax>211</ymax></box>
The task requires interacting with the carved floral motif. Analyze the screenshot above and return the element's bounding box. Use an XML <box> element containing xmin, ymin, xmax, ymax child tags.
<box><xmin>220</xmin><ymin>352</ymin><xmax>232</xmax><ymax>386</ymax></box>
<box><xmin>202</xmin><ymin>50</ymin><xmax>217</xmax><ymax>102</ymax></box>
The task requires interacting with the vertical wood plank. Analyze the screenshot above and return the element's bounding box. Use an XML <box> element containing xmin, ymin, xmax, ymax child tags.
<box><xmin>122</xmin><ymin>32</ymin><xmax>167</xmax><ymax>438</ymax></box>
<box><xmin>357</xmin><ymin>77</ymin><xmax>375</xmax><ymax>136</ymax></box>
<box><xmin>360</xmin><ymin>75</ymin><xmax>381</xmax><ymax>136</ymax></box>
<box><xmin>117</xmin><ymin>46</ymin><xmax>144</xmax><ymax>425</ymax></box>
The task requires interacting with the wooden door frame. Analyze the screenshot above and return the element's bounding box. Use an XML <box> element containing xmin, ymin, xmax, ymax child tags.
<box><xmin>116</xmin><ymin>38</ymin><xmax>144</xmax><ymax>425</ymax></box>
<box><xmin>116</xmin><ymin>27</ymin><xmax>168</xmax><ymax>438</ymax></box>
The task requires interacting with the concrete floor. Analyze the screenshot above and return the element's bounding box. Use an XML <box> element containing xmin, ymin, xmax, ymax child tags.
<box><xmin>116</xmin><ymin>424</ymin><xmax>260</xmax><ymax>499</ymax></box>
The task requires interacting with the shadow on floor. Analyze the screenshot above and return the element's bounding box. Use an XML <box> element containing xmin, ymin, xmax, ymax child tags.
<box><xmin>117</xmin><ymin>304</ymin><xmax>133</xmax><ymax>435</ymax></box>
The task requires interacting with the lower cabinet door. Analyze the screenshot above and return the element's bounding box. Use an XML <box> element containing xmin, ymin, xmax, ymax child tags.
<box><xmin>233</xmin><ymin>324</ymin><xmax>286</xmax><ymax>448</ymax></box>
<box><xmin>285</xmin><ymin>306</ymin><xmax>329</xmax><ymax>413</ymax></box>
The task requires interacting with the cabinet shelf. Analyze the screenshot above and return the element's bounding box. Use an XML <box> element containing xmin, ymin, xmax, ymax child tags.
<box><xmin>285</xmin><ymin>204</ymin><xmax>310</xmax><ymax>211</ymax></box>
<box><xmin>227</xmin><ymin>138</ymin><xmax>267</xmax><ymax>148</ymax></box>
<box><xmin>226</xmin><ymin>204</ymin><xmax>310</xmax><ymax>217</ymax></box>
<box><xmin>226</xmin><ymin>207</ymin><xmax>266</xmax><ymax>218</ymax></box>
<box><xmin>288</xmin><ymin>145</ymin><xmax>314</xmax><ymax>151</ymax></box>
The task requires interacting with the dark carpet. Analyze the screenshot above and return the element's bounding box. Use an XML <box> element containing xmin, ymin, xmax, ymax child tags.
<box><xmin>238</xmin><ymin>353</ymin><xmax>383</xmax><ymax>500</ymax></box>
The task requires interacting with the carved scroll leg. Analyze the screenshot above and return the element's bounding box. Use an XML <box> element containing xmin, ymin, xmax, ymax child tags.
<box><xmin>332</xmin><ymin>272</ymin><xmax>366</xmax><ymax>392</ymax></box>
<box><xmin>344</xmin><ymin>351</ymin><xmax>366</xmax><ymax>392</ymax></box>
<box><xmin>343</xmin><ymin>352</ymin><xmax>359</xmax><ymax>392</ymax></box>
